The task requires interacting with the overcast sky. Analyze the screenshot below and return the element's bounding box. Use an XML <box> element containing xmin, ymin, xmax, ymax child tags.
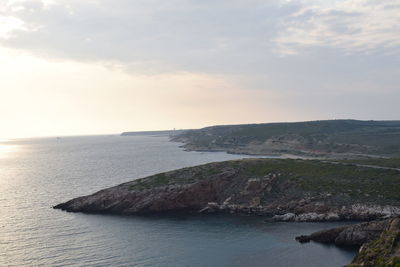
<box><xmin>0</xmin><ymin>0</ymin><xmax>399</xmax><ymax>138</ymax></box>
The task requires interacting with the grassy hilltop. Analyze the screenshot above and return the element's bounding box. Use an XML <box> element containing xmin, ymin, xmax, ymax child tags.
<box><xmin>55</xmin><ymin>158</ymin><xmax>400</xmax><ymax>220</ymax></box>
<box><xmin>172</xmin><ymin>120</ymin><xmax>400</xmax><ymax>158</ymax></box>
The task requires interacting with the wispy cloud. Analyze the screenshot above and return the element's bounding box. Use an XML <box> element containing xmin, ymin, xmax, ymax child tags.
<box><xmin>275</xmin><ymin>0</ymin><xmax>400</xmax><ymax>55</ymax></box>
<box><xmin>1</xmin><ymin>0</ymin><xmax>398</xmax><ymax>70</ymax></box>
<box><xmin>0</xmin><ymin>15</ymin><xmax>26</xmax><ymax>38</ymax></box>
<box><xmin>0</xmin><ymin>0</ymin><xmax>298</xmax><ymax>74</ymax></box>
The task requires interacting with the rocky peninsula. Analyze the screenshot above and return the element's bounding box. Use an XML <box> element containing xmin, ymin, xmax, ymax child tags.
<box><xmin>54</xmin><ymin>158</ymin><xmax>400</xmax><ymax>265</ymax></box>
<box><xmin>55</xmin><ymin>158</ymin><xmax>400</xmax><ymax>220</ymax></box>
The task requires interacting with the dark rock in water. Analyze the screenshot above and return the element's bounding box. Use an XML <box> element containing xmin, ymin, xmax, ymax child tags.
<box><xmin>296</xmin><ymin>226</ymin><xmax>348</xmax><ymax>244</ymax></box>
<box><xmin>296</xmin><ymin>217</ymin><xmax>400</xmax><ymax>267</ymax></box>
<box><xmin>295</xmin><ymin>220</ymin><xmax>388</xmax><ymax>247</ymax></box>
<box><xmin>295</xmin><ymin>235</ymin><xmax>311</xmax><ymax>243</ymax></box>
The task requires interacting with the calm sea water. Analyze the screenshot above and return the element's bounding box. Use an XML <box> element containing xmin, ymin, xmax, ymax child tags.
<box><xmin>0</xmin><ymin>135</ymin><xmax>356</xmax><ymax>266</ymax></box>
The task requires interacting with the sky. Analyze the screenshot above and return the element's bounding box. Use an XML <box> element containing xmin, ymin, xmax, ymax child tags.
<box><xmin>0</xmin><ymin>0</ymin><xmax>399</xmax><ymax>138</ymax></box>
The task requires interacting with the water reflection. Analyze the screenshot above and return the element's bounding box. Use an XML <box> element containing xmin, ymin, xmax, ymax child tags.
<box><xmin>0</xmin><ymin>142</ymin><xmax>17</xmax><ymax>159</ymax></box>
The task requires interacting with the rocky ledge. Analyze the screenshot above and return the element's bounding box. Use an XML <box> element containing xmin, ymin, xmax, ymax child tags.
<box><xmin>296</xmin><ymin>217</ymin><xmax>400</xmax><ymax>267</ymax></box>
<box><xmin>54</xmin><ymin>158</ymin><xmax>400</xmax><ymax>222</ymax></box>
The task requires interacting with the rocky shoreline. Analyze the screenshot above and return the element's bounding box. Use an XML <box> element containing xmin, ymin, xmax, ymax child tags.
<box><xmin>295</xmin><ymin>217</ymin><xmax>400</xmax><ymax>266</ymax></box>
<box><xmin>54</xmin><ymin>159</ymin><xmax>400</xmax><ymax>220</ymax></box>
<box><xmin>54</xmin><ymin>158</ymin><xmax>400</xmax><ymax>266</ymax></box>
<box><xmin>269</xmin><ymin>204</ymin><xmax>400</xmax><ymax>222</ymax></box>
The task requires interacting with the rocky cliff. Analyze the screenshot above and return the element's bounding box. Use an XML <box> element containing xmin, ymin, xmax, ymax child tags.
<box><xmin>296</xmin><ymin>217</ymin><xmax>400</xmax><ymax>267</ymax></box>
<box><xmin>54</xmin><ymin>158</ymin><xmax>400</xmax><ymax>221</ymax></box>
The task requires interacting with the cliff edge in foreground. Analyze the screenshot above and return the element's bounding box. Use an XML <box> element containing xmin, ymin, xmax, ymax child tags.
<box><xmin>54</xmin><ymin>158</ymin><xmax>400</xmax><ymax>221</ymax></box>
<box><xmin>296</xmin><ymin>217</ymin><xmax>400</xmax><ymax>267</ymax></box>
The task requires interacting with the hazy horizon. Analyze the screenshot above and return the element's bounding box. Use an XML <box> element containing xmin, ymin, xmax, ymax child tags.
<box><xmin>2</xmin><ymin>118</ymin><xmax>399</xmax><ymax>140</ymax></box>
<box><xmin>1</xmin><ymin>0</ymin><xmax>399</xmax><ymax>139</ymax></box>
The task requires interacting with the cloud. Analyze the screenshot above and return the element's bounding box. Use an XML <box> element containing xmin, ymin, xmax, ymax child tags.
<box><xmin>0</xmin><ymin>15</ymin><xmax>26</xmax><ymax>38</ymax></box>
<box><xmin>0</xmin><ymin>0</ymin><xmax>399</xmax><ymax>109</ymax></box>
<box><xmin>0</xmin><ymin>0</ymin><xmax>398</xmax><ymax>74</ymax></box>
<box><xmin>0</xmin><ymin>0</ymin><xmax>283</xmax><ymax>73</ymax></box>
<box><xmin>275</xmin><ymin>0</ymin><xmax>400</xmax><ymax>55</ymax></box>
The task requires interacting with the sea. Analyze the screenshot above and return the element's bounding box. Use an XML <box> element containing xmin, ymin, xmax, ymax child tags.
<box><xmin>0</xmin><ymin>135</ymin><xmax>357</xmax><ymax>266</ymax></box>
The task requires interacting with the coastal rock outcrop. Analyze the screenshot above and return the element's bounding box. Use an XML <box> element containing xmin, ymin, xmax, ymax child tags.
<box><xmin>54</xmin><ymin>158</ymin><xmax>400</xmax><ymax>222</ymax></box>
<box><xmin>296</xmin><ymin>217</ymin><xmax>400</xmax><ymax>267</ymax></box>
<box><xmin>295</xmin><ymin>219</ymin><xmax>390</xmax><ymax>246</ymax></box>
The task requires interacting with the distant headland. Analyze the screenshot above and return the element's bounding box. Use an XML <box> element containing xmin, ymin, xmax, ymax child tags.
<box><xmin>169</xmin><ymin>119</ymin><xmax>400</xmax><ymax>159</ymax></box>
<box><xmin>121</xmin><ymin>129</ymin><xmax>186</xmax><ymax>136</ymax></box>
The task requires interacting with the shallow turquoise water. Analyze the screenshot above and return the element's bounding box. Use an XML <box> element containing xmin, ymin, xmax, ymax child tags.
<box><xmin>0</xmin><ymin>135</ymin><xmax>356</xmax><ymax>266</ymax></box>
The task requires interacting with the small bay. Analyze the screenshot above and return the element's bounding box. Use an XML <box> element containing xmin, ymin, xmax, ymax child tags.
<box><xmin>0</xmin><ymin>135</ymin><xmax>356</xmax><ymax>266</ymax></box>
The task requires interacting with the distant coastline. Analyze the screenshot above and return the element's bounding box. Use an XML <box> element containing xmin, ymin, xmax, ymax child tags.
<box><xmin>121</xmin><ymin>129</ymin><xmax>187</xmax><ymax>137</ymax></box>
<box><xmin>169</xmin><ymin>119</ymin><xmax>400</xmax><ymax>159</ymax></box>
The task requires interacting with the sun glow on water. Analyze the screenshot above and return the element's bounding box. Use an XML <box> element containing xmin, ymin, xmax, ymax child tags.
<box><xmin>0</xmin><ymin>140</ymin><xmax>17</xmax><ymax>159</ymax></box>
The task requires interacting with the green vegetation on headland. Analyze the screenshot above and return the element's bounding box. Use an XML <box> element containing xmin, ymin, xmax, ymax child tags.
<box><xmin>171</xmin><ymin>120</ymin><xmax>400</xmax><ymax>158</ymax></box>
<box><xmin>349</xmin><ymin>227</ymin><xmax>400</xmax><ymax>267</ymax></box>
<box><xmin>338</xmin><ymin>158</ymin><xmax>400</xmax><ymax>169</ymax></box>
<box><xmin>297</xmin><ymin>217</ymin><xmax>400</xmax><ymax>267</ymax></box>
<box><xmin>55</xmin><ymin>158</ymin><xmax>400</xmax><ymax>267</ymax></box>
<box><xmin>55</xmin><ymin>158</ymin><xmax>400</xmax><ymax>218</ymax></box>
<box><xmin>128</xmin><ymin>158</ymin><xmax>400</xmax><ymax>206</ymax></box>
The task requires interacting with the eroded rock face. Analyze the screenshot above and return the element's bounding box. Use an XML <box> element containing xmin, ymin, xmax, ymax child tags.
<box><xmin>296</xmin><ymin>220</ymin><xmax>389</xmax><ymax>246</ymax></box>
<box><xmin>296</xmin><ymin>217</ymin><xmax>400</xmax><ymax>267</ymax></box>
<box><xmin>270</xmin><ymin>205</ymin><xmax>400</xmax><ymax>222</ymax></box>
<box><xmin>273</xmin><ymin>212</ymin><xmax>340</xmax><ymax>222</ymax></box>
<box><xmin>54</xmin><ymin>175</ymin><xmax>233</xmax><ymax>214</ymax></box>
<box><xmin>347</xmin><ymin>218</ymin><xmax>400</xmax><ymax>267</ymax></box>
<box><xmin>54</xmin><ymin>159</ymin><xmax>400</xmax><ymax>221</ymax></box>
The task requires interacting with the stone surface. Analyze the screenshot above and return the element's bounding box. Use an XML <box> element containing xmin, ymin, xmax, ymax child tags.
<box><xmin>296</xmin><ymin>217</ymin><xmax>400</xmax><ymax>267</ymax></box>
<box><xmin>54</xmin><ymin>159</ymin><xmax>400</xmax><ymax>222</ymax></box>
